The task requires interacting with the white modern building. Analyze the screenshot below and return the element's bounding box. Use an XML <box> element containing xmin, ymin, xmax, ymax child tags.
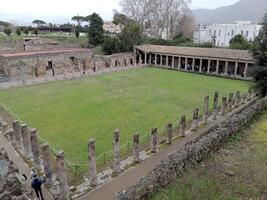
<box><xmin>103</xmin><ymin>22</ymin><xmax>122</xmax><ymax>34</ymax></box>
<box><xmin>193</xmin><ymin>21</ymin><xmax>262</xmax><ymax>47</ymax></box>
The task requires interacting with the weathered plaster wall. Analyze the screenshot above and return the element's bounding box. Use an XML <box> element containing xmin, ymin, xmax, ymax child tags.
<box><xmin>116</xmin><ymin>97</ymin><xmax>267</xmax><ymax>200</ymax></box>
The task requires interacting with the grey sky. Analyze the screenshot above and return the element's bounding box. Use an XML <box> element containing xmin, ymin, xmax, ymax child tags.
<box><xmin>0</xmin><ymin>0</ymin><xmax>240</xmax><ymax>24</ymax></box>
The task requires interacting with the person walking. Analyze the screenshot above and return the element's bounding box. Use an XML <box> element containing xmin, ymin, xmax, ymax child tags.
<box><xmin>31</xmin><ymin>174</ymin><xmax>44</xmax><ymax>200</ymax></box>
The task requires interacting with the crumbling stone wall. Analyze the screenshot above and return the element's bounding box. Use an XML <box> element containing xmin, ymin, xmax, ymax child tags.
<box><xmin>0</xmin><ymin>50</ymin><xmax>92</xmax><ymax>79</ymax></box>
<box><xmin>116</xmin><ymin>97</ymin><xmax>267</xmax><ymax>200</ymax></box>
<box><xmin>0</xmin><ymin>148</ymin><xmax>32</xmax><ymax>200</ymax></box>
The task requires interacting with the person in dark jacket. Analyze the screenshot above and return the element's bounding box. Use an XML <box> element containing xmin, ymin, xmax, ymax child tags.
<box><xmin>31</xmin><ymin>174</ymin><xmax>44</xmax><ymax>200</ymax></box>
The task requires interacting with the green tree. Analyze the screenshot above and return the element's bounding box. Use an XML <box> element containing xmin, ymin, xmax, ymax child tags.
<box><xmin>229</xmin><ymin>34</ymin><xmax>251</xmax><ymax>50</ymax></box>
<box><xmin>119</xmin><ymin>21</ymin><xmax>142</xmax><ymax>52</ymax></box>
<box><xmin>23</xmin><ymin>28</ymin><xmax>29</xmax><ymax>35</ymax></box>
<box><xmin>84</xmin><ymin>13</ymin><xmax>104</xmax><ymax>47</ymax></box>
<box><xmin>16</xmin><ymin>27</ymin><xmax>21</xmax><ymax>36</ymax></box>
<box><xmin>3</xmin><ymin>27</ymin><xmax>12</xmax><ymax>36</ymax></box>
<box><xmin>102</xmin><ymin>36</ymin><xmax>121</xmax><ymax>55</ymax></box>
<box><xmin>113</xmin><ymin>13</ymin><xmax>130</xmax><ymax>31</ymax></box>
<box><xmin>251</xmin><ymin>13</ymin><xmax>267</xmax><ymax>96</ymax></box>
<box><xmin>75</xmin><ymin>27</ymin><xmax>80</xmax><ymax>38</ymax></box>
<box><xmin>71</xmin><ymin>15</ymin><xmax>85</xmax><ymax>26</ymax></box>
<box><xmin>32</xmin><ymin>19</ymin><xmax>46</xmax><ymax>27</ymax></box>
<box><xmin>32</xmin><ymin>28</ymin><xmax>39</xmax><ymax>35</ymax></box>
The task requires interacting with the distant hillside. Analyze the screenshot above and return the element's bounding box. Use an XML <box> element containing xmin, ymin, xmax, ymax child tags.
<box><xmin>0</xmin><ymin>21</ymin><xmax>11</xmax><ymax>27</ymax></box>
<box><xmin>193</xmin><ymin>0</ymin><xmax>267</xmax><ymax>24</ymax></box>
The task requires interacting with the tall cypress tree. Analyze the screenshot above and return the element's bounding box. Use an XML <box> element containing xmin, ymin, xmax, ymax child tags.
<box><xmin>251</xmin><ymin>13</ymin><xmax>267</xmax><ymax>96</ymax></box>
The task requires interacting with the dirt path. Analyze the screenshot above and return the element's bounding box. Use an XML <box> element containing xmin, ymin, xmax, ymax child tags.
<box><xmin>78</xmin><ymin>102</ymin><xmax>249</xmax><ymax>200</ymax></box>
<box><xmin>0</xmin><ymin>133</ymin><xmax>53</xmax><ymax>200</ymax></box>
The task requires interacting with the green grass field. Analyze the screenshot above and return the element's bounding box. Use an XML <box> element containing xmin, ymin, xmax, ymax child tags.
<box><xmin>0</xmin><ymin>68</ymin><xmax>249</xmax><ymax>164</ymax></box>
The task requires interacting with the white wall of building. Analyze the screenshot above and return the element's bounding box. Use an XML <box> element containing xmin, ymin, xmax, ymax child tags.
<box><xmin>194</xmin><ymin>21</ymin><xmax>262</xmax><ymax>47</ymax></box>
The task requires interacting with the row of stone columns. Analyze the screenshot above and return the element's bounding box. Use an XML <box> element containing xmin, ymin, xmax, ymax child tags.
<box><xmin>0</xmin><ymin>120</ymin><xmax>69</xmax><ymax>200</ymax></box>
<box><xmin>139</xmin><ymin>52</ymin><xmax>250</xmax><ymax>79</ymax></box>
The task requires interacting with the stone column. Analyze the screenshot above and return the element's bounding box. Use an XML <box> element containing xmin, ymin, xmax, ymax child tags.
<box><xmin>207</xmin><ymin>60</ymin><xmax>211</xmax><ymax>74</ymax></box>
<box><xmin>228</xmin><ymin>93</ymin><xmax>234</xmax><ymax>110</ymax></box>
<box><xmin>134</xmin><ymin>47</ymin><xmax>137</xmax><ymax>66</ymax></box>
<box><xmin>56</xmin><ymin>150</ymin><xmax>70</xmax><ymax>200</ymax></box>
<box><xmin>244</xmin><ymin>62</ymin><xmax>248</xmax><ymax>79</ymax></box>
<box><xmin>41</xmin><ymin>143</ymin><xmax>53</xmax><ymax>187</ymax></box>
<box><xmin>30</xmin><ymin>129</ymin><xmax>41</xmax><ymax>170</ymax></box>
<box><xmin>216</xmin><ymin>60</ymin><xmax>219</xmax><ymax>74</ymax></box>
<box><xmin>155</xmin><ymin>54</ymin><xmax>157</xmax><ymax>65</ymax></box>
<box><xmin>144</xmin><ymin>53</ymin><xmax>147</xmax><ymax>65</ymax></box>
<box><xmin>234</xmin><ymin>62</ymin><xmax>238</xmax><ymax>77</ymax></box>
<box><xmin>149</xmin><ymin>54</ymin><xmax>152</xmax><ymax>65</ymax></box>
<box><xmin>202</xmin><ymin>96</ymin><xmax>209</xmax><ymax>125</ymax></box>
<box><xmin>113</xmin><ymin>129</ymin><xmax>120</xmax><ymax>175</ymax></box>
<box><xmin>151</xmin><ymin>128</ymin><xmax>158</xmax><ymax>153</ymax></box>
<box><xmin>7</xmin><ymin>129</ymin><xmax>15</xmax><ymax>144</ymax></box>
<box><xmin>139</xmin><ymin>54</ymin><xmax>142</xmax><ymax>65</ymax></box>
<box><xmin>13</xmin><ymin>120</ymin><xmax>22</xmax><ymax>151</ymax></box>
<box><xmin>178</xmin><ymin>57</ymin><xmax>181</xmax><ymax>70</ymax></box>
<box><xmin>172</xmin><ymin>56</ymin><xmax>175</xmax><ymax>68</ymax></box>
<box><xmin>88</xmin><ymin>139</ymin><xmax>97</xmax><ymax>187</ymax></box>
<box><xmin>190</xmin><ymin>108</ymin><xmax>199</xmax><ymax>131</ymax></box>
<box><xmin>166</xmin><ymin>55</ymin><xmax>168</xmax><ymax>67</ymax></box>
<box><xmin>21</xmin><ymin>124</ymin><xmax>31</xmax><ymax>158</ymax></box>
<box><xmin>220</xmin><ymin>97</ymin><xmax>227</xmax><ymax>116</ymax></box>
<box><xmin>224</xmin><ymin>61</ymin><xmax>229</xmax><ymax>76</ymax></box>
<box><xmin>192</xmin><ymin>58</ymin><xmax>195</xmax><ymax>71</ymax></box>
<box><xmin>160</xmin><ymin>55</ymin><xmax>163</xmax><ymax>66</ymax></box>
<box><xmin>234</xmin><ymin>91</ymin><xmax>241</xmax><ymax>107</ymax></box>
<box><xmin>247</xmin><ymin>88</ymin><xmax>252</xmax><ymax>102</ymax></box>
<box><xmin>133</xmin><ymin>133</ymin><xmax>140</xmax><ymax>163</ymax></box>
<box><xmin>185</xmin><ymin>57</ymin><xmax>188</xmax><ymax>70</ymax></box>
<box><xmin>179</xmin><ymin>116</ymin><xmax>186</xmax><ymax>137</ymax></box>
<box><xmin>166</xmin><ymin>123</ymin><xmax>173</xmax><ymax>145</ymax></box>
<box><xmin>199</xmin><ymin>59</ymin><xmax>203</xmax><ymax>73</ymax></box>
<box><xmin>212</xmin><ymin>91</ymin><xmax>219</xmax><ymax>120</ymax></box>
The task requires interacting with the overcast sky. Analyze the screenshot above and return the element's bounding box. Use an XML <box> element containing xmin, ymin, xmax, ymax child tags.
<box><xmin>0</xmin><ymin>0</ymin><xmax>240</xmax><ymax>25</ymax></box>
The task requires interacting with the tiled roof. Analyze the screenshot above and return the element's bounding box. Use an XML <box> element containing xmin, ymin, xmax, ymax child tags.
<box><xmin>135</xmin><ymin>45</ymin><xmax>254</xmax><ymax>62</ymax></box>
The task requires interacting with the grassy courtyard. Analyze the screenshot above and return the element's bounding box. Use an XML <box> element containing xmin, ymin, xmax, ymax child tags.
<box><xmin>0</xmin><ymin>68</ymin><xmax>249</xmax><ymax>165</ymax></box>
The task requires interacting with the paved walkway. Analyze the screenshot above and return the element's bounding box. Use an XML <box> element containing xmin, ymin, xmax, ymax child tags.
<box><xmin>0</xmin><ymin>133</ymin><xmax>53</xmax><ymax>200</ymax></box>
<box><xmin>78</xmin><ymin>102</ymin><xmax>249</xmax><ymax>200</ymax></box>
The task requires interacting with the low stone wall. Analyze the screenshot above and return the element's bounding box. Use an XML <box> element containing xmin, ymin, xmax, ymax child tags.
<box><xmin>116</xmin><ymin>97</ymin><xmax>267</xmax><ymax>200</ymax></box>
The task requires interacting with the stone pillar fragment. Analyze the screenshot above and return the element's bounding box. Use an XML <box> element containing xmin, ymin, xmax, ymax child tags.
<box><xmin>220</xmin><ymin>97</ymin><xmax>227</xmax><ymax>116</ymax></box>
<box><xmin>202</xmin><ymin>96</ymin><xmax>209</xmax><ymax>125</ymax></box>
<box><xmin>234</xmin><ymin>62</ymin><xmax>238</xmax><ymax>77</ymax></box>
<box><xmin>13</xmin><ymin>120</ymin><xmax>22</xmax><ymax>151</ymax></box>
<box><xmin>234</xmin><ymin>91</ymin><xmax>241</xmax><ymax>107</ymax></box>
<box><xmin>144</xmin><ymin>53</ymin><xmax>147</xmax><ymax>65</ymax></box>
<box><xmin>191</xmin><ymin>108</ymin><xmax>199</xmax><ymax>131</ymax></box>
<box><xmin>133</xmin><ymin>133</ymin><xmax>140</xmax><ymax>163</ymax></box>
<box><xmin>179</xmin><ymin>116</ymin><xmax>186</xmax><ymax>137</ymax></box>
<box><xmin>151</xmin><ymin>128</ymin><xmax>158</xmax><ymax>153</ymax></box>
<box><xmin>88</xmin><ymin>139</ymin><xmax>97</xmax><ymax>187</ymax></box>
<box><xmin>166</xmin><ymin>123</ymin><xmax>173</xmax><ymax>145</ymax></box>
<box><xmin>172</xmin><ymin>56</ymin><xmax>175</xmax><ymax>68</ymax></box>
<box><xmin>41</xmin><ymin>143</ymin><xmax>53</xmax><ymax>187</ymax></box>
<box><xmin>30</xmin><ymin>129</ymin><xmax>41</xmax><ymax>170</ymax></box>
<box><xmin>212</xmin><ymin>91</ymin><xmax>219</xmax><ymax>120</ymax></box>
<box><xmin>7</xmin><ymin>129</ymin><xmax>15</xmax><ymax>144</ymax></box>
<box><xmin>113</xmin><ymin>129</ymin><xmax>120</xmax><ymax>175</ymax></box>
<box><xmin>160</xmin><ymin>55</ymin><xmax>163</xmax><ymax>66</ymax></box>
<box><xmin>56</xmin><ymin>150</ymin><xmax>70</xmax><ymax>200</ymax></box>
<box><xmin>247</xmin><ymin>88</ymin><xmax>252</xmax><ymax>102</ymax></box>
<box><xmin>228</xmin><ymin>93</ymin><xmax>234</xmax><ymax>110</ymax></box>
<box><xmin>21</xmin><ymin>124</ymin><xmax>31</xmax><ymax>158</ymax></box>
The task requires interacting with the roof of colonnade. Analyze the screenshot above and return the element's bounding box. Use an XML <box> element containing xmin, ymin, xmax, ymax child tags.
<box><xmin>135</xmin><ymin>45</ymin><xmax>254</xmax><ymax>62</ymax></box>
